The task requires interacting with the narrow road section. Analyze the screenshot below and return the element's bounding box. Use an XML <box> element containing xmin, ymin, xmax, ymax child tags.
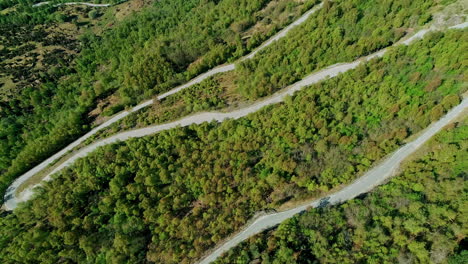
<box><xmin>4</xmin><ymin>22</ymin><xmax>466</xmax><ymax>210</ymax></box>
<box><xmin>197</xmin><ymin>96</ymin><xmax>468</xmax><ymax>264</ymax></box>
<box><xmin>3</xmin><ymin>3</ymin><xmax>324</xmax><ymax>210</ymax></box>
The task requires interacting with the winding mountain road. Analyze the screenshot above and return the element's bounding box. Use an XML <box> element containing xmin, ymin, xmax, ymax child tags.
<box><xmin>2</xmin><ymin>3</ymin><xmax>323</xmax><ymax>209</ymax></box>
<box><xmin>4</xmin><ymin>22</ymin><xmax>467</xmax><ymax>211</ymax></box>
<box><xmin>197</xmin><ymin>96</ymin><xmax>468</xmax><ymax>264</ymax></box>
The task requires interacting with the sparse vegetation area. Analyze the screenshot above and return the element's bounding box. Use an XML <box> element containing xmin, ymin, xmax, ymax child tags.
<box><xmin>85</xmin><ymin>71</ymin><xmax>240</xmax><ymax>142</ymax></box>
<box><xmin>0</xmin><ymin>2</ymin><xmax>108</xmax><ymax>186</ymax></box>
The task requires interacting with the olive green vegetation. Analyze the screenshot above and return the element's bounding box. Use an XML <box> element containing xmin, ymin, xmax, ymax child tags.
<box><xmin>86</xmin><ymin>73</ymin><xmax>236</xmax><ymax>142</ymax></box>
<box><xmin>0</xmin><ymin>30</ymin><xmax>465</xmax><ymax>263</ymax></box>
<box><xmin>235</xmin><ymin>0</ymin><xmax>457</xmax><ymax>99</ymax></box>
<box><xmin>92</xmin><ymin>0</ymin><xmax>457</xmax><ymax>141</ymax></box>
<box><xmin>0</xmin><ymin>0</ymin><xmax>315</xmax><ymax>201</ymax></box>
<box><xmin>0</xmin><ymin>0</ymin><xmax>71</xmax><ymax>25</ymax></box>
<box><xmin>215</xmin><ymin>118</ymin><xmax>468</xmax><ymax>264</ymax></box>
<box><xmin>78</xmin><ymin>0</ymin><xmax>317</xmax><ymax>107</ymax></box>
<box><xmin>0</xmin><ymin>0</ymin><xmax>120</xmax><ymax>180</ymax></box>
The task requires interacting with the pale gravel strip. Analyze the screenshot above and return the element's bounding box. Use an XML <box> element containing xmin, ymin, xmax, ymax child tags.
<box><xmin>6</xmin><ymin>23</ymin><xmax>467</xmax><ymax>210</ymax></box>
<box><xmin>3</xmin><ymin>3</ymin><xmax>324</xmax><ymax>209</ymax></box>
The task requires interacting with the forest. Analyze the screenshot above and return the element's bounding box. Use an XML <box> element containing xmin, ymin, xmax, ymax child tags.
<box><xmin>84</xmin><ymin>74</ymin><xmax>236</xmax><ymax>142</ymax></box>
<box><xmin>215</xmin><ymin>119</ymin><xmax>467</xmax><ymax>264</ymax></box>
<box><xmin>0</xmin><ymin>0</ymin><xmax>314</xmax><ymax>201</ymax></box>
<box><xmin>234</xmin><ymin>0</ymin><xmax>456</xmax><ymax>99</ymax></box>
<box><xmin>0</xmin><ymin>29</ymin><xmax>465</xmax><ymax>263</ymax></box>
<box><xmin>75</xmin><ymin>0</ymin><xmax>318</xmax><ymax>106</ymax></box>
<box><xmin>0</xmin><ymin>0</ymin><xmax>124</xmax><ymax>25</ymax></box>
<box><xmin>89</xmin><ymin>0</ymin><xmax>459</xmax><ymax>142</ymax></box>
<box><xmin>0</xmin><ymin>0</ymin><xmax>114</xmax><ymax>200</ymax></box>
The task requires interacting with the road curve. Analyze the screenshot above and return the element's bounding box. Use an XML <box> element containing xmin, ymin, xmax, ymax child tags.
<box><xmin>2</xmin><ymin>3</ymin><xmax>324</xmax><ymax>209</ymax></box>
<box><xmin>4</xmin><ymin>22</ymin><xmax>466</xmax><ymax>210</ymax></box>
<box><xmin>197</xmin><ymin>97</ymin><xmax>468</xmax><ymax>264</ymax></box>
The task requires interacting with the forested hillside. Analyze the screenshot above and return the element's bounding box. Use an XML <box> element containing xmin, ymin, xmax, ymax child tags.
<box><xmin>235</xmin><ymin>0</ymin><xmax>454</xmax><ymax>98</ymax></box>
<box><xmin>0</xmin><ymin>0</ymin><xmax>314</xmax><ymax>200</ymax></box>
<box><xmin>0</xmin><ymin>29</ymin><xmax>465</xmax><ymax>263</ymax></box>
<box><xmin>216</xmin><ymin>118</ymin><xmax>468</xmax><ymax>264</ymax></box>
<box><xmin>94</xmin><ymin>0</ymin><xmax>459</xmax><ymax>139</ymax></box>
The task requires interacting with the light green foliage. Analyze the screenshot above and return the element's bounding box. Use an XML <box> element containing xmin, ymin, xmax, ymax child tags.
<box><xmin>235</xmin><ymin>0</ymin><xmax>454</xmax><ymax>99</ymax></box>
<box><xmin>0</xmin><ymin>0</ymin><xmax>312</xmax><ymax>201</ymax></box>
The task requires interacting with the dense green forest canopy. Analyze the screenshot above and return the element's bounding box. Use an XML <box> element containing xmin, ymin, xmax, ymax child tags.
<box><xmin>215</xmin><ymin>119</ymin><xmax>468</xmax><ymax>264</ymax></box>
<box><xmin>0</xmin><ymin>29</ymin><xmax>465</xmax><ymax>263</ymax></box>
<box><xmin>0</xmin><ymin>0</ymin><xmax>61</xmax><ymax>25</ymax></box>
<box><xmin>0</xmin><ymin>0</ymin><xmax>315</xmax><ymax>200</ymax></box>
<box><xmin>91</xmin><ymin>0</ymin><xmax>461</xmax><ymax>141</ymax></box>
<box><xmin>234</xmin><ymin>0</ymin><xmax>457</xmax><ymax>99</ymax></box>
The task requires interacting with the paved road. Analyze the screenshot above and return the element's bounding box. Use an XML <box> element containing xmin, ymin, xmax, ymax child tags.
<box><xmin>3</xmin><ymin>3</ymin><xmax>324</xmax><ymax>210</ymax></box>
<box><xmin>197</xmin><ymin>96</ymin><xmax>468</xmax><ymax>264</ymax></box>
<box><xmin>4</xmin><ymin>22</ymin><xmax>466</xmax><ymax>210</ymax></box>
<box><xmin>33</xmin><ymin>1</ymin><xmax>111</xmax><ymax>7</ymax></box>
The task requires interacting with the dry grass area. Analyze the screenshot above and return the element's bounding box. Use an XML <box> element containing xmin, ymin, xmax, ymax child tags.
<box><xmin>0</xmin><ymin>0</ymin><xmax>147</xmax><ymax>100</ymax></box>
<box><xmin>242</xmin><ymin>0</ymin><xmax>306</xmax><ymax>39</ymax></box>
<box><xmin>216</xmin><ymin>71</ymin><xmax>244</xmax><ymax>107</ymax></box>
<box><xmin>0</xmin><ymin>39</ymin><xmax>75</xmax><ymax>97</ymax></box>
<box><xmin>432</xmin><ymin>0</ymin><xmax>468</xmax><ymax>27</ymax></box>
